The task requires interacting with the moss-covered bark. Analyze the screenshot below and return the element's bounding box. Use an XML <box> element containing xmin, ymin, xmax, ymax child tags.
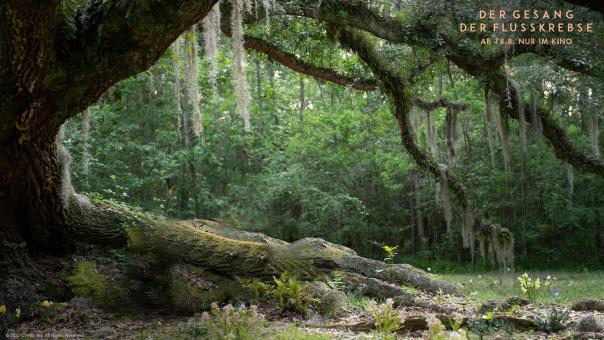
<box><xmin>2</xmin><ymin>196</ymin><xmax>462</xmax><ymax>333</ymax></box>
<box><xmin>80</xmin><ymin>200</ymin><xmax>458</xmax><ymax>288</ymax></box>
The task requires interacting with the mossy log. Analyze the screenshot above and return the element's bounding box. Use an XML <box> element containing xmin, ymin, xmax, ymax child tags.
<box><xmin>61</xmin><ymin>198</ymin><xmax>460</xmax><ymax>313</ymax></box>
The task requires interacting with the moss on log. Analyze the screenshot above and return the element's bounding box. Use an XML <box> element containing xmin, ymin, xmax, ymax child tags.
<box><xmin>62</xmin><ymin>198</ymin><xmax>462</xmax><ymax>314</ymax></box>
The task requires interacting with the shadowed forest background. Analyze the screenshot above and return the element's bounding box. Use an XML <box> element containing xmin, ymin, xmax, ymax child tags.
<box><xmin>63</xmin><ymin>25</ymin><xmax>604</xmax><ymax>271</ymax></box>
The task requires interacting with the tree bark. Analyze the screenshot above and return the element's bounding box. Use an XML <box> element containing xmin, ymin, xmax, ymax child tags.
<box><xmin>0</xmin><ymin>0</ymin><xmax>219</xmax><ymax>250</ymax></box>
<box><xmin>0</xmin><ymin>139</ymin><xmax>74</xmax><ymax>252</ymax></box>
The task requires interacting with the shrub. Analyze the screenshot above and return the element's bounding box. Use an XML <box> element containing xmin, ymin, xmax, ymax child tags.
<box><xmin>535</xmin><ymin>306</ymin><xmax>569</xmax><ymax>332</ymax></box>
<box><xmin>241</xmin><ymin>273</ymin><xmax>316</xmax><ymax>315</ymax></box>
<box><xmin>240</xmin><ymin>278</ymin><xmax>273</xmax><ymax>300</ymax></box>
<box><xmin>382</xmin><ymin>245</ymin><xmax>398</xmax><ymax>264</ymax></box>
<box><xmin>65</xmin><ymin>261</ymin><xmax>110</xmax><ymax>305</ymax></box>
<box><xmin>517</xmin><ymin>273</ymin><xmax>552</xmax><ymax>303</ymax></box>
<box><xmin>368</xmin><ymin>298</ymin><xmax>403</xmax><ymax>334</ymax></box>
<box><xmin>201</xmin><ymin>303</ymin><xmax>264</xmax><ymax>340</ymax></box>
<box><xmin>272</xmin><ymin>272</ymin><xmax>316</xmax><ymax>314</ymax></box>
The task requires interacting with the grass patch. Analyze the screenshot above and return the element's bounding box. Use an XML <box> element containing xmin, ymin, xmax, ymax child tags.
<box><xmin>271</xmin><ymin>325</ymin><xmax>333</xmax><ymax>340</ymax></box>
<box><xmin>437</xmin><ymin>271</ymin><xmax>604</xmax><ymax>304</ymax></box>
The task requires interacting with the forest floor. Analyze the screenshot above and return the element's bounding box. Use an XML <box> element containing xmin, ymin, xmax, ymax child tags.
<box><xmin>6</xmin><ymin>271</ymin><xmax>604</xmax><ymax>339</ymax></box>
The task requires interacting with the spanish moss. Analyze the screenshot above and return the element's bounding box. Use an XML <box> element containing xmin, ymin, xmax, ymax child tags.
<box><xmin>183</xmin><ymin>28</ymin><xmax>203</xmax><ymax>136</ymax></box>
<box><xmin>231</xmin><ymin>0</ymin><xmax>252</xmax><ymax>131</ymax></box>
<box><xmin>202</xmin><ymin>3</ymin><xmax>221</xmax><ymax>97</ymax></box>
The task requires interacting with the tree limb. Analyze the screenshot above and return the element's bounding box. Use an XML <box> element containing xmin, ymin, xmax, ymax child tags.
<box><xmin>414</xmin><ymin>98</ymin><xmax>468</xmax><ymax>112</ymax></box>
<box><xmin>224</xmin><ymin>30</ymin><xmax>378</xmax><ymax>91</ymax></box>
<box><xmin>489</xmin><ymin>71</ymin><xmax>604</xmax><ymax>177</ymax></box>
<box><xmin>26</xmin><ymin>0</ymin><xmax>218</xmax><ymax>142</ymax></box>
<box><xmin>332</xmin><ymin>26</ymin><xmax>514</xmax><ymax>267</ymax></box>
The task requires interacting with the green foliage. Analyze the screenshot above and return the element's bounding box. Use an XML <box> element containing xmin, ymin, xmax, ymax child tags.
<box><xmin>272</xmin><ymin>273</ymin><xmax>316</xmax><ymax>314</ymax></box>
<box><xmin>465</xmin><ymin>312</ymin><xmax>516</xmax><ymax>340</ymax></box>
<box><xmin>240</xmin><ymin>278</ymin><xmax>273</xmax><ymax>300</ymax></box>
<box><xmin>368</xmin><ymin>298</ymin><xmax>402</xmax><ymax>335</ymax></box>
<box><xmin>201</xmin><ymin>303</ymin><xmax>264</xmax><ymax>340</ymax></box>
<box><xmin>64</xmin><ymin>18</ymin><xmax>604</xmax><ymax>269</ymax></box>
<box><xmin>345</xmin><ymin>291</ymin><xmax>370</xmax><ymax>312</ymax></box>
<box><xmin>241</xmin><ymin>273</ymin><xmax>316</xmax><ymax>314</ymax></box>
<box><xmin>534</xmin><ymin>306</ymin><xmax>570</xmax><ymax>332</ymax></box>
<box><xmin>65</xmin><ymin>261</ymin><xmax>111</xmax><ymax>305</ymax></box>
<box><xmin>326</xmin><ymin>272</ymin><xmax>346</xmax><ymax>291</ymax></box>
<box><xmin>382</xmin><ymin>245</ymin><xmax>398</xmax><ymax>264</ymax></box>
<box><xmin>517</xmin><ymin>273</ymin><xmax>553</xmax><ymax>303</ymax></box>
<box><xmin>440</xmin><ymin>271</ymin><xmax>604</xmax><ymax>304</ymax></box>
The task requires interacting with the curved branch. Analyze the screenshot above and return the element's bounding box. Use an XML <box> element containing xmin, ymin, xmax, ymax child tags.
<box><xmin>46</xmin><ymin>0</ymin><xmax>220</xmax><ymax>138</ymax></box>
<box><xmin>281</xmin><ymin>0</ymin><xmax>602</xmax><ymax>78</ymax></box>
<box><xmin>489</xmin><ymin>71</ymin><xmax>604</xmax><ymax>176</ymax></box>
<box><xmin>223</xmin><ymin>29</ymin><xmax>378</xmax><ymax>91</ymax></box>
<box><xmin>332</xmin><ymin>27</ymin><xmax>513</xmax><ymax>267</ymax></box>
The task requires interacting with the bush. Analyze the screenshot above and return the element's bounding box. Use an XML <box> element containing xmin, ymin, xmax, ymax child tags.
<box><xmin>517</xmin><ymin>273</ymin><xmax>552</xmax><ymax>303</ymax></box>
<box><xmin>65</xmin><ymin>261</ymin><xmax>111</xmax><ymax>305</ymax></box>
<box><xmin>272</xmin><ymin>273</ymin><xmax>317</xmax><ymax>315</ymax></box>
<box><xmin>535</xmin><ymin>306</ymin><xmax>569</xmax><ymax>332</ymax></box>
<box><xmin>201</xmin><ymin>303</ymin><xmax>264</xmax><ymax>340</ymax></box>
<box><xmin>241</xmin><ymin>273</ymin><xmax>317</xmax><ymax>315</ymax></box>
<box><xmin>368</xmin><ymin>298</ymin><xmax>403</xmax><ymax>334</ymax></box>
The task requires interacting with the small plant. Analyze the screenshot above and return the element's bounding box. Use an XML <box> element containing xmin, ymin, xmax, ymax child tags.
<box><xmin>346</xmin><ymin>291</ymin><xmax>370</xmax><ymax>312</ymax></box>
<box><xmin>272</xmin><ymin>272</ymin><xmax>316</xmax><ymax>314</ymax></box>
<box><xmin>382</xmin><ymin>245</ymin><xmax>398</xmax><ymax>264</ymax></box>
<box><xmin>241</xmin><ymin>278</ymin><xmax>273</xmax><ymax>300</ymax></box>
<box><xmin>241</xmin><ymin>273</ymin><xmax>316</xmax><ymax>315</ymax></box>
<box><xmin>65</xmin><ymin>261</ymin><xmax>110</xmax><ymax>305</ymax></box>
<box><xmin>427</xmin><ymin>315</ymin><xmax>470</xmax><ymax>340</ymax></box>
<box><xmin>535</xmin><ymin>306</ymin><xmax>569</xmax><ymax>332</ymax></box>
<box><xmin>326</xmin><ymin>272</ymin><xmax>346</xmax><ymax>291</ymax></box>
<box><xmin>39</xmin><ymin>300</ymin><xmax>66</xmax><ymax>326</ymax></box>
<box><xmin>517</xmin><ymin>273</ymin><xmax>552</xmax><ymax>303</ymax></box>
<box><xmin>201</xmin><ymin>303</ymin><xmax>264</xmax><ymax>340</ymax></box>
<box><xmin>368</xmin><ymin>298</ymin><xmax>403</xmax><ymax>334</ymax></box>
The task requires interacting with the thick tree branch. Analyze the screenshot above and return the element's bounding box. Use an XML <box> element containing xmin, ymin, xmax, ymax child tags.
<box><xmin>7</xmin><ymin>0</ymin><xmax>220</xmax><ymax>143</ymax></box>
<box><xmin>489</xmin><ymin>71</ymin><xmax>604</xmax><ymax>177</ymax></box>
<box><xmin>280</xmin><ymin>0</ymin><xmax>602</xmax><ymax>78</ymax></box>
<box><xmin>414</xmin><ymin>98</ymin><xmax>468</xmax><ymax>112</ymax></box>
<box><xmin>564</xmin><ymin>0</ymin><xmax>604</xmax><ymax>15</ymax></box>
<box><xmin>220</xmin><ymin>25</ymin><xmax>378</xmax><ymax>91</ymax></box>
<box><xmin>332</xmin><ymin>27</ymin><xmax>513</xmax><ymax>266</ymax></box>
<box><xmin>244</xmin><ymin>35</ymin><xmax>377</xmax><ymax>91</ymax></box>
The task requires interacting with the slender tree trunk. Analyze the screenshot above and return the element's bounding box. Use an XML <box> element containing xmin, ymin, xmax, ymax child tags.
<box><xmin>266</xmin><ymin>61</ymin><xmax>278</xmax><ymax>125</ymax></box>
<box><xmin>299</xmin><ymin>75</ymin><xmax>305</xmax><ymax>127</ymax></box>
<box><xmin>255</xmin><ymin>54</ymin><xmax>265</xmax><ymax>135</ymax></box>
<box><xmin>590</xmin><ymin>110</ymin><xmax>600</xmax><ymax>159</ymax></box>
<box><xmin>413</xmin><ymin>170</ymin><xmax>424</xmax><ymax>250</ymax></box>
<box><xmin>81</xmin><ymin>108</ymin><xmax>92</xmax><ymax>190</ymax></box>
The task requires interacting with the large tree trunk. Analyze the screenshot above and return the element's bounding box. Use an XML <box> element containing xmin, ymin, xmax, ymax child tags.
<box><xmin>0</xmin><ymin>137</ymin><xmax>73</xmax><ymax>253</ymax></box>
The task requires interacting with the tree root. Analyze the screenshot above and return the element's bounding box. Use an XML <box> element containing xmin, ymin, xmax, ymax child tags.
<box><xmin>63</xmin><ymin>198</ymin><xmax>459</xmax><ymax>311</ymax></box>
